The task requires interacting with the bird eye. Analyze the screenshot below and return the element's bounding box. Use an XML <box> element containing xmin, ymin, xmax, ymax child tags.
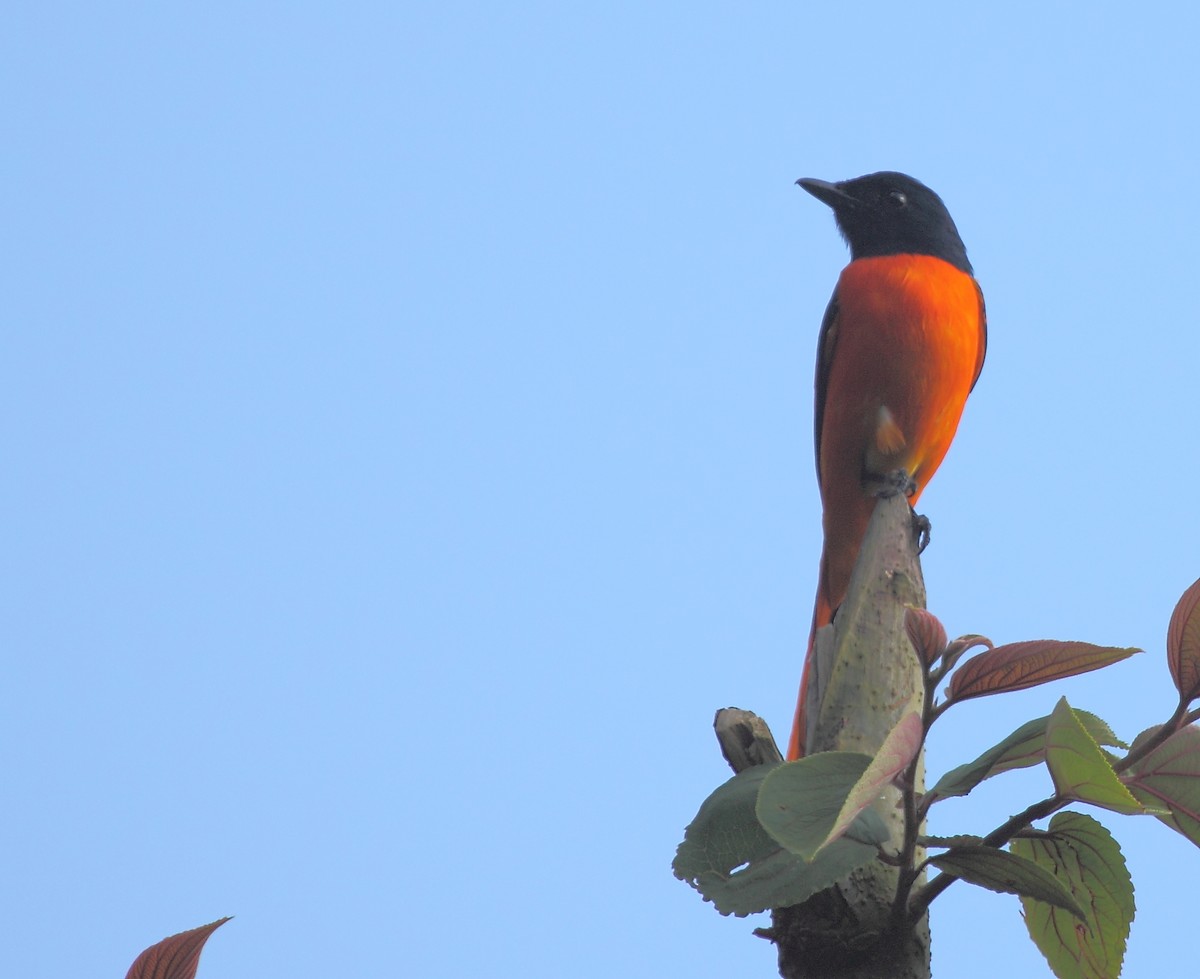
<box><xmin>889</xmin><ymin>191</ymin><xmax>908</xmax><ymax>207</ymax></box>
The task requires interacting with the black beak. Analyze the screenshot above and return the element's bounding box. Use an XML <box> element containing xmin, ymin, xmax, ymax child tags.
<box><xmin>796</xmin><ymin>178</ymin><xmax>856</xmax><ymax>210</ymax></box>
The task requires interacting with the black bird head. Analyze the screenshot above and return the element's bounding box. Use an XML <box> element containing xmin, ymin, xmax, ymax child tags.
<box><xmin>797</xmin><ymin>171</ymin><xmax>972</xmax><ymax>274</ymax></box>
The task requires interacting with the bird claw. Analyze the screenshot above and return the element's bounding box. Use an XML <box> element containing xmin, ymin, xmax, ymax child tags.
<box><xmin>912</xmin><ymin>513</ymin><xmax>931</xmax><ymax>553</ymax></box>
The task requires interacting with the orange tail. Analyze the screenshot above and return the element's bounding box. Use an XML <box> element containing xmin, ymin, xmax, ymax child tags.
<box><xmin>787</xmin><ymin>553</ymin><xmax>835</xmax><ymax>759</ymax></box>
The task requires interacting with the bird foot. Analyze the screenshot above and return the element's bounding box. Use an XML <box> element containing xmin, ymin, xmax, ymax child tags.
<box><xmin>866</xmin><ymin>468</ymin><xmax>917</xmax><ymax>499</ymax></box>
<box><xmin>912</xmin><ymin>512</ymin><xmax>931</xmax><ymax>553</ymax></box>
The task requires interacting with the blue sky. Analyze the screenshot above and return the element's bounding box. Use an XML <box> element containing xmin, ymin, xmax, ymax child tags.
<box><xmin>5</xmin><ymin>4</ymin><xmax>1199</xmax><ymax>977</ymax></box>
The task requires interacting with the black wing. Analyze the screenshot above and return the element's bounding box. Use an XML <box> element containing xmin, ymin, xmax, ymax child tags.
<box><xmin>812</xmin><ymin>290</ymin><xmax>840</xmax><ymax>479</ymax></box>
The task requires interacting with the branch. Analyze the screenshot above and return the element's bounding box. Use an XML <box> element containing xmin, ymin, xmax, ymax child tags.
<box><xmin>758</xmin><ymin>494</ymin><xmax>931</xmax><ymax>979</ymax></box>
<box><xmin>714</xmin><ymin>708</ymin><xmax>784</xmax><ymax>773</ymax></box>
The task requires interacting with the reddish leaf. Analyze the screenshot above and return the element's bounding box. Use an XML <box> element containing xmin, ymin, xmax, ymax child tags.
<box><xmin>947</xmin><ymin>641</ymin><xmax>1140</xmax><ymax>703</ymax></box>
<box><xmin>941</xmin><ymin>634</ymin><xmax>993</xmax><ymax>672</ymax></box>
<box><xmin>1167</xmin><ymin>577</ymin><xmax>1200</xmax><ymax>703</ymax></box>
<box><xmin>125</xmin><ymin>918</ymin><xmax>231</xmax><ymax>979</ymax></box>
<box><xmin>905</xmin><ymin>608</ymin><xmax>947</xmax><ymax>665</ymax></box>
<box><xmin>820</xmin><ymin>712</ymin><xmax>924</xmax><ymax>857</ymax></box>
<box><xmin>1124</xmin><ymin>725</ymin><xmax>1200</xmax><ymax>845</ymax></box>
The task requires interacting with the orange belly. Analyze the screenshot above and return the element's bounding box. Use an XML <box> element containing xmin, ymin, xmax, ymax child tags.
<box><xmin>816</xmin><ymin>253</ymin><xmax>984</xmax><ymax>623</ymax></box>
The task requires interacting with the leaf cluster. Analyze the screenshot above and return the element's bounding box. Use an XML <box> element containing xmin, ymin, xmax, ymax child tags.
<box><xmin>674</xmin><ymin>577</ymin><xmax>1200</xmax><ymax>978</ymax></box>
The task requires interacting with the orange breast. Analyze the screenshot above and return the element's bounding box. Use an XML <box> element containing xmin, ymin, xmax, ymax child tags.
<box><xmin>817</xmin><ymin>254</ymin><xmax>984</xmax><ymax>614</ymax></box>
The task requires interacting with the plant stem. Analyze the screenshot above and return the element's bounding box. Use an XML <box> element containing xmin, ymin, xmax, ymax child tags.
<box><xmin>890</xmin><ymin>661</ymin><xmax>938</xmax><ymax>930</ymax></box>
<box><xmin>1113</xmin><ymin>697</ymin><xmax>1189</xmax><ymax>773</ymax></box>
<box><xmin>906</xmin><ymin>792</ymin><xmax>1066</xmax><ymax>923</ymax></box>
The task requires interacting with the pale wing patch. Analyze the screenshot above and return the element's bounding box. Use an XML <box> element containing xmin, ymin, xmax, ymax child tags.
<box><xmin>874</xmin><ymin>405</ymin><xmax>907</xmax><ymax>455</ymax></box>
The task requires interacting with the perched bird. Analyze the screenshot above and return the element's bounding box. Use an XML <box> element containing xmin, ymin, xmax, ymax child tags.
<box><xmin>788</xmin><ymin>172</ymin><xmax>986</xmax><ymax>758</ymax></box>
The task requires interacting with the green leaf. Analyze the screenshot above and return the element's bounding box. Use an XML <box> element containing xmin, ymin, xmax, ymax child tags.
<box><xmin>930</xmin><ymin>710</ymin><xmax>1123</xmax><ymax>802</ymax></box>
<box><xmin>1012</xmin><ymin>812</ymin><xmax>1134</xmax><ymax>979</ymax></box>
<box><xmin>675</xmin><ymin>766</ymin><xmax>781</xmax><ymax>883</ymax></box>
<box><xmin>1124</xmin><ymin>724</ymin><xmax>1200</xmax><ymax>846</ymax></box>
<box><xmin>1045</xmin><ymin>698</ymin><xmax>1142</xmax><ymax>815</ymax></box>
<box><xmin>947</xmin><ymin>641</ymin><xmax>1140</xmax><ymax>703</ymax></box>
<box><xmin>673</xmin><ymin>765</ymin><xmax>877</xmax><ymax>916</ymax></box>
<box><xmin>929</xmin><ymin>846</ymin><xmax>1086</xmax><ymax>920</ymax></box>
<box><xmin>756</xmin><ymin>753</ymin><xmax>890</xmax><ymax>861</ymax></box>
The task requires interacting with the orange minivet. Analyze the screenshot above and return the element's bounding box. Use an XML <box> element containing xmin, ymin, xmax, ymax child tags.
<box><xmin>789</xmin><ymin>173</ymin><xmax>987</xmax><ymax>759</ymax></box>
